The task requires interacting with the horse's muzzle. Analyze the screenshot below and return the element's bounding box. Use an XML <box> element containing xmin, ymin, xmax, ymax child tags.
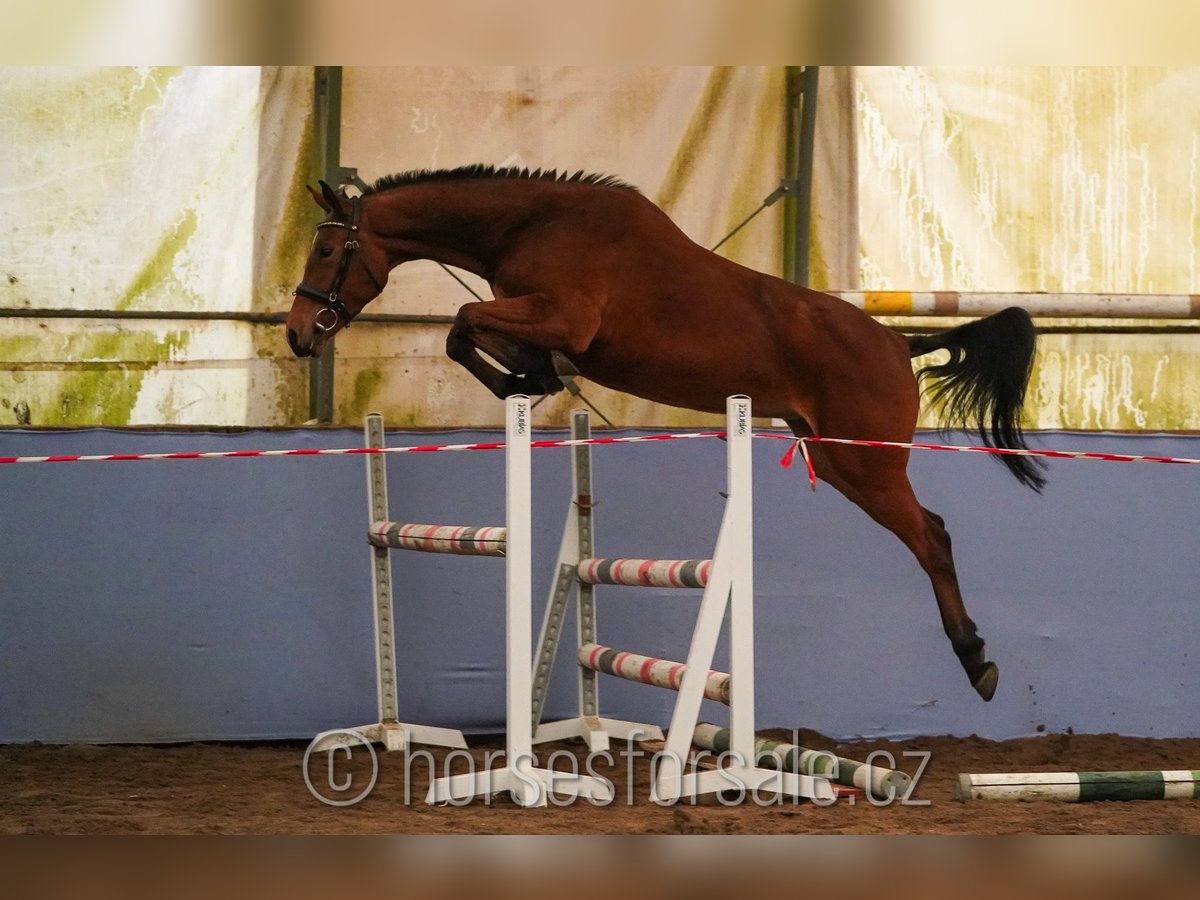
<box><xmin>287</xmin><ymin>328</ymin><xmax>314</xmax><ymax>358</ymax></box>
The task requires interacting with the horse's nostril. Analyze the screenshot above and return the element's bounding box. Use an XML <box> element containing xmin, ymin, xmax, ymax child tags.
<box><xmin>287</xmin><ymin>328</ymin><xmax>314</xmax><ymax>358</ymax></box>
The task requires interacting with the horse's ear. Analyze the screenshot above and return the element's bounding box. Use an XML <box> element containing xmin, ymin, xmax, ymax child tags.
<box><xmin>307</xmin><ymin>184</ymin><xmax>331</xmax><ymax>213</ymax></box>
<box><xmin>319</xmin><ymin>180</ymin><xmax>348</xmax><ymax>217</ymax></box>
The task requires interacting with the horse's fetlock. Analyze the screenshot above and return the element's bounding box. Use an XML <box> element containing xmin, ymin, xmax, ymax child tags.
<box><xmin>953</xmin><ymin>633</ymin><xmax>985</xmax><ymax>663</ymax></box>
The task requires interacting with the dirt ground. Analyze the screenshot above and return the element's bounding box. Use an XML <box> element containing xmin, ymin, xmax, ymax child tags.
<box><xmin>3</xmin><ymin>731</ymin><xmax>1200</xmax><ymax>834</ymax></box>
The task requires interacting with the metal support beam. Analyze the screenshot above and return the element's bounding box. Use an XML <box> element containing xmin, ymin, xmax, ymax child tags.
<box><xmin>308</xmin><ymin>66</ymin><xmax>343</xmax><ymax>423</ymax></box>
<box><xmin>783</xmin><ymin>66</ymin><xmax>819</xmax><ymax>287</ymax></box>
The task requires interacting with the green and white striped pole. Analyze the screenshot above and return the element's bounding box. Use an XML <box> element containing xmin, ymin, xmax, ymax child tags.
<box><xmin>955</xmin><ymin>770</ymin><xmax>1200</xmax><ymax>802</ymax></box>
<box><xmin>693</xmin><ymin>723</ymin><xmax>912</xmax><ymax>798</ymax></box>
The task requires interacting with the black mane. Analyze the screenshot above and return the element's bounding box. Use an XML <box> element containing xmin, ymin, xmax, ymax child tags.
<box><xmin>361</xmin><ymin>164</ymin><xmax>641</xmax><ymax>196</ymax></box>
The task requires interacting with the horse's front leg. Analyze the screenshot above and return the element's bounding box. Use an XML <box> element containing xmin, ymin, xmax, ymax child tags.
<box><xmin>446</xmin><ymin>295</ymin><xmax>599</xmax><ymax>399</ymax></box>
<box><xmin>447</xmin><ymin>323</ymin><xmax>564</xmax><ymax>397</ymax></box>
<box><xmin>445</xmin><ymin>321</ymin><xmax>531</xmax><ymax>398</ymax></box>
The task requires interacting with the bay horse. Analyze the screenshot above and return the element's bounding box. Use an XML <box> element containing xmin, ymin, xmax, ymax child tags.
<box><xmin>287</xmin><ymin>165</ymin><xmax>1045</xmax><ymax>702</ymax></box>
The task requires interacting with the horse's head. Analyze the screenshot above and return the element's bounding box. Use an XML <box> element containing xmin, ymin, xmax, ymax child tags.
<box><xmin>287</xmin><ymin>181</ymin><xmax>388</xmax><ymax>357</ymax></box>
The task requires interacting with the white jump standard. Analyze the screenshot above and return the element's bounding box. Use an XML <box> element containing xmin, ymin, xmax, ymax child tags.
<box><xmin>327</xmin><ymin>398</ymin><xmax>611</xmax><ymax>807</ymax></box>
<box><xmin>422</xmin><ymin>396</ymin><xmax>612</xmax><ymax>807</ymax></box>
<box><xmin>532</xmin><ymin>396</ymin><xmax>835</xmax><ymax>805</ymax></box>
<box><xmin>530</xmin><ymin>407</ymin><xmax>667</xmax><ymax>754</ymax></box>
<box><xmin>310</xmin><ymin>411</ymin><xmax>467</xmax><ymax>755</ymax></box>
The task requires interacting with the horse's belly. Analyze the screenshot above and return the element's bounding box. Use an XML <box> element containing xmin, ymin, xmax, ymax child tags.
<box><xmin>575</xmin><ymin>350</ymin><xmax>796</xmax><ymax>419</ymax></box>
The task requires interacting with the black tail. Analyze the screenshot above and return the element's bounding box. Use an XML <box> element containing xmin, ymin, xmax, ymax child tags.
<box><xmin>908</xmin><ymin>307</ymin><xmax>1046</xmax><ymax>492</ymax></box>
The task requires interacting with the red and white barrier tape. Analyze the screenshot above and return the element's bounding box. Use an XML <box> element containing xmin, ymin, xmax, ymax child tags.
<box><xmin>765</xmin><ymin>432</ymin><xmax>1200</xmax><ymax>491</ymax></box>
<box><xmin>2</xmin><ymin>428</ymin><xmax>1198</xmax><ymax>474</ymax></box>
<box><xmin>0</xmin><ymin>431</ymin><xmax>723</xmax><ymax>465</ymax></box>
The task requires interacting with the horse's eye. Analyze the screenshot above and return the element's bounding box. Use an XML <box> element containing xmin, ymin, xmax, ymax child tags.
<box><xmin>318</xmin><ymin>246</ymin><xmax>334</xmax><ymax>259</ymax></box>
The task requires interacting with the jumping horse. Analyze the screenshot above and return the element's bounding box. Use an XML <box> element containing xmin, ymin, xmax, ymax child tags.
<box><xmin>287</xmin><ymin>165</ymin><xmax>1045</xmax><ymax>702</ymax></box>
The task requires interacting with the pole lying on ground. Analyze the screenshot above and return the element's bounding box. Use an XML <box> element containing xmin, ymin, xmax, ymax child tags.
<box><xmin>955</xmin><ymin>770</ymin><xmax>1200</xmax><ymax>802</ymax></box>
<box><xmin>692</xmin><ymin>723</ymin><xmax>911</xmax><ymax>799</ymax></box>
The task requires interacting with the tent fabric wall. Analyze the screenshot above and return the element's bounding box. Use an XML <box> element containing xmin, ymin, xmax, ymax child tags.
<box><xmin>4</xmin><ymin>66</ymin><xmax>1200</xmax><ymax>431</ymax></box>
<box><xmin>336</xmin><ymin>65</ymin><xmax>1200</xmax><ymax>429</ymax></box>
<box><xmin>855</xmin><ymin>67</ymin><xmax>1200</xmax><ymax>294</ymax></box>
<box><xmin>849</xmin><ymin>66</ymin><xmax>1200</xmax><ymax>431</ymax></box>
<box><xmin>332</xmin><ymin>66</ymin><xmax>789</xmax><ymax>428</ymax></box>
<box><xmin>0</xmin><ymin>66</ymin><xmax>312</xmax><ymax>428</ymax></box>
<box><xmin>0</xmin><ymin>66</ymin><xmax>789</xmax><ymax>429</ymax></box>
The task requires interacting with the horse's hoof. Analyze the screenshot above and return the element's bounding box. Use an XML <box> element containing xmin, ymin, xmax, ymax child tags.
<box><xmin>972</xmin><ymin>662</ymin><xmax>999</xmax><ymax>701</ymax></box>
<box><xmin>550</xmin><ymin>350</ymin><xmax>580</xmax><ymax>378</ymax></box>
<box><xmin>514</xmin><ymin>373</ymin><xmax>565</xmax><ymax>396</ymax></box>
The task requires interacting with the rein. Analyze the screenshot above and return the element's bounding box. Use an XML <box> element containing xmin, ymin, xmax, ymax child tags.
<box><xmin>293</xmin><ymin>195</ymin><xmax>383</xmax><ymax>331</ymax></box>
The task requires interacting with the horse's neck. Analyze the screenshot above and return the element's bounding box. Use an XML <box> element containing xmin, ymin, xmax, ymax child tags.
<box><xmin>368</xmin><ymin>183</ymin><xmax>533</xmax><ymax>278</ymax></box>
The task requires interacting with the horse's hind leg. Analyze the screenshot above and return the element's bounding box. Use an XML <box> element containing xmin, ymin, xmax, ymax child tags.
<box><xmin>788</xmin><ymin>420</ymin><xmax>999</xmax><ymax>700</ymax></box>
